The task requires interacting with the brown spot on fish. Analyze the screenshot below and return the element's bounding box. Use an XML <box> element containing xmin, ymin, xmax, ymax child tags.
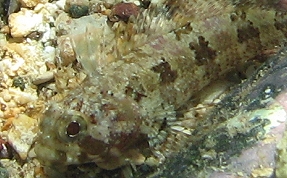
<box><xmin>78</xmin><ymin>136</ymin><xmax>108</xmax><ymax>155</ymax></box>
<box><xmin>274</xmin><ymin>12</ymin><xmax>287</xmax><ymax>38</ymax></box>
<box><xmin>125</xmin><ymin>86</ymin><xmax>147</xmax><ymax>102</ymax></box>
<box><xmin>152</xmin><ymin>59</ymin><xmax>178</xmax><ymax>84</ymax></box>
<box><xmin>237</xmin><ymin>21</ymin><xmax>260</xmax><ymax>43</ymax></box>
<box><xmin>189</xmin><ymin>36</ymin><xmax>217</xmax><ymax>65</ymax></box>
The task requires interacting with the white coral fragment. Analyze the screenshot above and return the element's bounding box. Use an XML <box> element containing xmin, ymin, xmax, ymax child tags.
<box><xmin>9</xmin><ymin>9</ymin><xmax>45</xmax><ymax>38</ymax></box>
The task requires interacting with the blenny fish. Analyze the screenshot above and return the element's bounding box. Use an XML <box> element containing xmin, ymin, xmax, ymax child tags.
<box><xmin>34</xmin><ymin>0</ymin><xmax>287</xmax><ymax>176</ymax></box>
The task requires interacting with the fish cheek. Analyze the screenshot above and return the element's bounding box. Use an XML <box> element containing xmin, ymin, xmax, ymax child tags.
<box><xmin>78</xmin><ymin>136</ymin><xmax>108</xmax><ymax>156</ymax></box>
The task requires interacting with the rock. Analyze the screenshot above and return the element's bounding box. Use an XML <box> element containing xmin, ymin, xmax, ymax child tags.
<box><xmin>8</xmin><ymin>8</ymin><xmax>44</xmax><ymax>38</ymax></box>
<box><xmin>19</xmin><ymin>0</ymin><xmax>48</xmax><ymax>8</ymax></box>
<box><xmin>0</xmin><ymin>166</ymin><xmax>9</xmax><ymax>178</ymax></box>
<box><xmin>69</xmin><ymin>4</ymin><xmax>89</xmax><ymax>18</ymax></box>
<box><xmin>10</xmin><ymin>89</ymin><xmax>38</xmax><ymax>105</ymax></box>
<box><xmin>32</xmin><ymin>71</ymin><xmax>54</xmax><ymax>85</ymax></box>
<box><xmin>7</xmin><ymin>114</ymin><xmax>38</xmax><ymax>160</ymax></box>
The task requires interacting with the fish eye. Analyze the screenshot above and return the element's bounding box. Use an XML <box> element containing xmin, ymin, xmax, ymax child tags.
<box><xmin>57</xmin><ymin>114</ymin><xmax>87</xmax><ymax>142</ymax></box>
<box><xmin>66</xmin><ymin>121</ymin><xmax>80</xmax><ymax>137</ymax></box>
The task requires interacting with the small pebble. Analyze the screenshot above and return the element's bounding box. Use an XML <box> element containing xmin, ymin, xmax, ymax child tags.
<box><xmin>12</xmin><ymin>76</ymin><xmax>25</xmax><ymax>91</ymax></box>
<box><xmin>2</xmin><ymin>93</ymin><xmax>12</xmax><ymax>102</ymax></box>
<box><xmin>69</xmin><ymin>4</ymin><xmax>89</xmax><ymax>18</ymax></box>
<box><xmin>0</xmin><ymin>167</ymin><xmax>9</xmax><ymax>178</ymax></box>
<box><xmin>8</xmin><ymin>114</ymin><xmax>38</xmax><ymax>160</ymax></box>
<box><xmin>109</xmin><ymin>2</ymin><xmax>139</xmax><ymax>22</ymax></box>
<box><xmin>32</xmin><ymin>71</ymin><xmax>54</xmax><ymax>85</ymax></box>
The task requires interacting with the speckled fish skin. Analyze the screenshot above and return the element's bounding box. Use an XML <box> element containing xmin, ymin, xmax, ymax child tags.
<box><xmin>148</xmin><ymin>47</ymin><xmax>287</xmax><ymax>178</ymax></box>
<box><xmin>35</xmin><ymin>0</ymin><xmax>287</xmax><ymax>173</ymax></box>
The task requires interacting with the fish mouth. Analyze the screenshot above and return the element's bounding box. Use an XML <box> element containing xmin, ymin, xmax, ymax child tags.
<box><xmin>33</xmin><ymin>138</ymin><xmax>103</xmax><ymax>170</ymax></box>
<box><xmin>34</xmin><ymin>142</ymin><xmax>68</xmax><ymax>169</ymax></box>
<box><xmin>33</xmin><ymin>143</ymin><xmax>72</xmax><ymax>176</ymax></box>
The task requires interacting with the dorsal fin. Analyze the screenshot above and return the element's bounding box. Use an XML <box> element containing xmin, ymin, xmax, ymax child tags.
<box><xmin>70</xmin><ymin>0</ymin><xmax>287</xmax><ymax>76</ymax></box>
<box><xmin>70</xmin><ymin>24</ymin><xmax>118</xmax><ymax>76</ymax></box>
<box><xmin>112</xmin><ymin>0</ymin><xmax>236</xmax><ymax>55</ymax></box>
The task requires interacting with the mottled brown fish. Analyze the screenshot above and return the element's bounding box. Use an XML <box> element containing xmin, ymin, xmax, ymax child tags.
<box><xmin>34</xmin><ymin>0</ymin><xmax>287</xmax><ymax>176</ymax></box>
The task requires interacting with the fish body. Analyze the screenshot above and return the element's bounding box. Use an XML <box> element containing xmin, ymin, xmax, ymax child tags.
<box><xmin>35</xmin><ymin>0</ymin><xmax>287</xmax><ymax>174</ymax></box>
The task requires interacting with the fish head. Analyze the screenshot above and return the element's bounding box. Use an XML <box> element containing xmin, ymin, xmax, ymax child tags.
<box><xmin>34</xmin><ymin>89</ymin><xmax>144</xmax><ymax>171</ymax></box>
